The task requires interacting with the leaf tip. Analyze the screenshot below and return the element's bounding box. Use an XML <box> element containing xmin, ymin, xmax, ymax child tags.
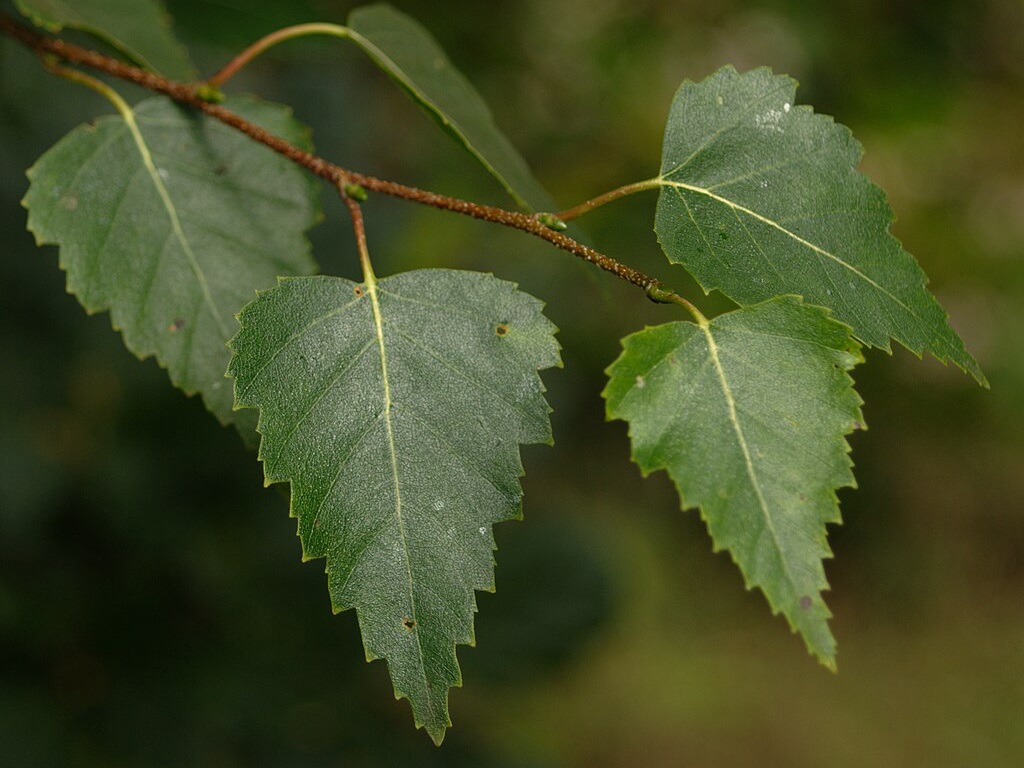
<box><xmin>817</xmin><ymin>649</ymin><xmax>838</xmax><ymax>674</ymax></box>
<box><xmin>425</xmin><ymin>723</ymin><xmax>448</xmax><ymax>747</ymax></box>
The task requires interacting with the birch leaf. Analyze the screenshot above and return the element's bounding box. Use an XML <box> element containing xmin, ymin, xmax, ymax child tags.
<box><xmin>23</xmin><ymin>95</ymin><xmax>320</xmax><ymax>433</ymax></box>
<box><xmin>347</xmin><ymin>3</ymin><xmax>556</xmax><ymax>212</ymax></box>
<box><xmin>605</xmin><ymin>296</ymin><xmax>864</xmax><ymax>665</ymax></box>
<box><xmin>15</xmin><ymin>0</ymin><xmax>194</xmax><ymax>80</ymax></box>
<box><xmin>655</xmin><ymin>66</ymin><xmax>984</xmax><ymax>384</ymax></box>
<box><xmin>228</xmin><ymin>269</ymin><xmax>561</xmax><ymax>742</ymax></box>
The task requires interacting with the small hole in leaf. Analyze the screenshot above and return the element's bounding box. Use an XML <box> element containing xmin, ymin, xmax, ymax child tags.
<box><xmin>799</xmin><ymin>596</ymin><xmax>812</xmax><ymax>610</ymax></box>
<box><xmin>495</xmin><ymin>323</ymin><xmax>509</xmax><ymax>337</ymax></box>
<box><xmin>354</xmin><ymin>285</ymin><xmax>365</xmax><ymax>298</ymax></box>
<box><xmin>402</xmin><ymin>617</ymin><xmax>416</xmax><ymax>630</ymax></box>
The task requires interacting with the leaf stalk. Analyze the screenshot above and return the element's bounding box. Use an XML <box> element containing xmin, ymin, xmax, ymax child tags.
<box><xmin>555</xmin><ymin>178</ymin><xmax>661</xmax><ymax>222</ymax></box>
<box><xmin>205</xmin><ymin>23</ymin><xmax>352</xmax><ymax>88</ymax></box>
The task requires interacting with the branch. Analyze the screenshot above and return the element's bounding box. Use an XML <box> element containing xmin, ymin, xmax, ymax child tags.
<box><xmin>0</xmin><ymin>12</ymin><xmax>691</xmax><ymax>303</ymax></box>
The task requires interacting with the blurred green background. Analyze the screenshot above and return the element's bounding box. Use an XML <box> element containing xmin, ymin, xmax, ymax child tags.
<box><xmin>1</xmin><ymin>0</ymin><xmax>1022</xmax><ymax>765</ymax></box>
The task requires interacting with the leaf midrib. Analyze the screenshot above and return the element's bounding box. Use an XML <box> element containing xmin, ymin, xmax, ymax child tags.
<box><xmin>660</xmin><ymin>178</ymin><xmax>916</xmax><ymax>319</ymax></box>
<box><xmin>700</xmin><ymin>320</ymin><xmax>800</xmax><ymax>600</ymax></box>
<box><xmin>364</xmin><ymin>273</ymin><xmax>436</xmax><ymax>724</ymax></box>
<box><xmin>121</xmin><ymin>107</ymin><xmax>229</xmax><ymax>339</ymax></box>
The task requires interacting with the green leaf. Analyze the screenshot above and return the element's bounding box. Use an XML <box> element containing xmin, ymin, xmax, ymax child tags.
<box><xmin>227</xmin><ymin>269</ymin><xmax>561</xmax><ymax>743</ymax></box>
<box><xmin>654</xmin><ymin>66</ymin><xmax>984</xmax><ymax>384</ymax></box>
<box><xmin>346</xmin><ymin>3</ymin><xmax>556</xmax><ymax>212</ymax></box>
<box><xmin>15</xmin><ymin>0</ymin><xmax>194</xmax><ymax>81</ymax></box>
<box><xmin>604</xmin><ymin>297</ymin><xmax>864</xmax><ymax>666</ymax></box>
<box><xmin>23</xmin><ymin>95</ymin><xmax>320</xmax><ymax>434</ymax></box>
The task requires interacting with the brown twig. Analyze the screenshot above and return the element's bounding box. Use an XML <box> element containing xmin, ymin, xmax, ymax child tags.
<box><xmin>0</xmin><ymin>12</ymin><xmax>692</xmax><ymax>302</ymax></box>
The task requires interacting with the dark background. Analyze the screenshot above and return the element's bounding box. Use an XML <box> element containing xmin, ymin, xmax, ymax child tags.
<box><xmin>1</xmin><ymin>0</ymin><xmax>1022</xmax><ymax>765</ymax></box>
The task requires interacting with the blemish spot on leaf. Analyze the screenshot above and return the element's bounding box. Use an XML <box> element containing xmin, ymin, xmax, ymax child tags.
<box><xmin>402</xmin><ymin>617</ymin><xmax>417</xmax><ymax>630</ymax></box>
<box><xmin>495</xmin><ymin>323</ymin><xmax>510</xmax><ymax>337</ymax></box>
<box><xmin>214</xmin><ymin>164</ymin><xmax>229</xmax><ymax>176</ymax></box>
<box><xmin>635</xmin><ymin>375</ymin><xmax>645</xmax><ymax>389</ymax></box>
<box><xmin>60</xmin><ymin>195</ymin><xmax>78</xmax><ymax>211</ymax></box>
<box><xmin>168</xmin><ymin>317</ymin><xmax>185</xmax><ymax>332</ymax></box>
<box><xmin>354</xmin><ymin>285</ymin><xmax>365</xmax><ymax>298</ymax></box>
<box><xmin>800</xmin><ymin>596</ymin><xmax>813</xmax><ymax>610</ymax></box>
<box><xmin>716</xmin><ymin>94</ymin><xmax>724</xmax><ymax>106</ymax></box>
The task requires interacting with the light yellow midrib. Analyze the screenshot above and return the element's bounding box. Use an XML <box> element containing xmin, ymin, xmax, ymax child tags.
<box><xmin>660</xmin><ymin>178</ymin><xmax>915</xmax><ymax>316</ymax></box>
<box><xmin>700</xmin><ymin>322</ymin><xmax>799</xmax><ymax>597</ymax></box>
<box><xmin>364</xmin><ymin>275</ymin><xmax>436</xmax><ymax>723</ymax></box>
<box><xmin>121</xmin><ymin>109</ymin><xmax>229</xmax><ymax>339</ymax></box>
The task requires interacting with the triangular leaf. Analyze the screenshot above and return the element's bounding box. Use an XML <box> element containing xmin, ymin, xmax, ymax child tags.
<box><xmin>347</xmin><ymin>3</ymin><xmax>556</xmax><ymax>212</ymax></box>
<box><xmin>15</xmin><ymin>0</ymin><xmax>194</xmax><ymax>81</ymax></box>
<box><xmin>23</xmin><ymin>95</ymin><xmax>321</xmax><ymax>433</ymax></box>
<box><xmin>654</xmin><ymin>66</ymin><xmax>984</xmax><ymax>384</ymax></box>
<box><xmin>604</xmin><ymin>296</ymin><xmax>864</xmax><ymax>665</ymax></box>
<box><xmin>227</xmin><ymin>269</ymin><xmax>561</xmax><ymax>743</ymax></box>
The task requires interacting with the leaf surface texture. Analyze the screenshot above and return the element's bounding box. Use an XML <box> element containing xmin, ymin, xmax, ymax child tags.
<box><xmin>24</xmin><ymin>96</ymin><xmax>320</xmax><ymax>431</ymax></box>
<box><xmin>228</xmin><ymin>269</ymin><xmax>561</xmax><ymax>742</ymax></box>
<box><xmin>655</xmin><ymin>66</ymin><xmax>982</xmax><ymax>383</ymax></box>
<box><xmin>604</xmin><ymin>297</ymin><xmax>864</xmax><ymax>664</ymax></box>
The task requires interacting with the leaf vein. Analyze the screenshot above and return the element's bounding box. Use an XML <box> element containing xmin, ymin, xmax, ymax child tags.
<box><xmin>661</xmin><ymin>180</ymin><xmax>917</xmax><ymax>318</ymax></box>
<box><xmin>702</xmin><ymin>322</ymin><xmax>801</xmax><ymax>600</ymax></box>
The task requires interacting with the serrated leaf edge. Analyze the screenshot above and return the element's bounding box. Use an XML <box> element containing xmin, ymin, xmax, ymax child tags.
<box><xmin>226</xmin><ymin>270</ymin><xmax>562</xmax><ymax>744</ymax></box>
<box><xmin>604</xmin><ymin>296</ymin><xmax>865</xmax><ymax>668</ymax></box>
<box><xmin>21</xmin><ymin>96</ymin><xmax>320</xmax><ymax>428</ymax></box>
<box><xmin>654</xmin><ymin>65</ymin><xmax>986</xmax><ymax>386</ymax></box>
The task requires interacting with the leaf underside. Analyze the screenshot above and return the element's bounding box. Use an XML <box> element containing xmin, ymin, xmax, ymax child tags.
<box><xmin>23</xmin><ymin>96</ymin><xmax>321</xmax><ymax>435</ymax></box>
<box><xmin>15</xmin><ymin>0</ymin><xmax>195</xmax><ymax>81</ymax></box>
<box><xmin>655</xmin><ymin>66</ymin><xmax>984</xmax><ymax>384</ymax></box>
<box><xmin>228</xmin><ymin>269</ymin><xmax>561</xmax><ymax>743</ymax></box>
<box><xmin>604</xmin><ymin>297</ymin><xmax>864</xmax><ymax>665</ymax></box>
<box><xmin>346</xmin><ymin>3</ymin><xmax>557</xmax><ymax>213</ymax></box>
